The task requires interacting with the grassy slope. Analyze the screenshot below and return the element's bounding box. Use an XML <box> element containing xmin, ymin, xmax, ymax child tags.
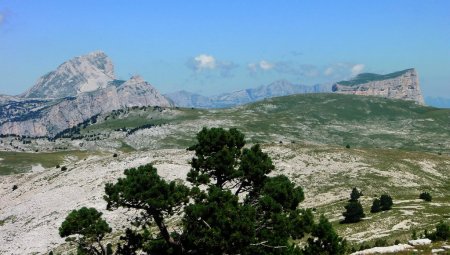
<box><xmin>0</xmin><ymin>150</ymin><xmax>99</xmax><ymax>175</ymax></box>
<box><xmin>85</xmin><ymin>93</ymin><xmax>450</xmax><ymax>153</ymax></box>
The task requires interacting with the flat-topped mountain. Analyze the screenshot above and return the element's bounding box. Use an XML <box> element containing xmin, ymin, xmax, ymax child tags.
<box><xmin>332</xmin><ymin>68</ymin><xmax>425</xmax><ymax>105</ymax></box>
<box><xmin>21</xmin><ymin>51</ymin><xmax>115</xmax><ymax>99</ymax></box>
<box><xmin>165</xmin><ymin>80</ymin><xmax>331</xmax><ymax>108</ymax></box>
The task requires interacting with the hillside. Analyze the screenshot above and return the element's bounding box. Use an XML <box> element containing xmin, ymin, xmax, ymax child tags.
<box><xmin>1</xmin><ymin>93</ymin><xmax>449</xmax><ymax>254</ymax></box>
<box><xmin>60</xmin><ymin>93</ymin><xmax>450</xmax><ymax>153</ymax></box>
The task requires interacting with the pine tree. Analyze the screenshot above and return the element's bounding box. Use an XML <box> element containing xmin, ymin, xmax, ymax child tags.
<box><xmin>379</xmin><ymin>194</ymin><xmax>393</xmax><ymax>211</ymax></box>
<box><xmin>371</xmin><ymin>198</ymin><xmax>382</xmax><ymax>213</ymax></box>
<box><xmin>342</xmin><ymin>201</ymin><xmax>365</xmax><ymax>223</ymax></box>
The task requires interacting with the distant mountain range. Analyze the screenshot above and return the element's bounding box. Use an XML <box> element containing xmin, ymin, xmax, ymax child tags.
<box><xmin>165</xmin><ymin>80</ymin><xmax>332</xmax><ymax>108</ymax></box>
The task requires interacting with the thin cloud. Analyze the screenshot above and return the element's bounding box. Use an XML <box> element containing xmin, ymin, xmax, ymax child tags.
<box><xmin>351</xmin><ymin>64</ymin><xmax>365</xmax><ymax>76</ymax></box>
<box><xmin>323</xmin><ymin>63</ymin><xmax>366</xmax><ymax>80</ymax></box>
<box><xmin>248</xmin><ymin>60</ymin><xmax>275</xmax><ymax>72</ymax></box>
<box><xmin>186</xmin><ymin>54</ymin><xmax>238</xmax><ymax>78</ymax></box>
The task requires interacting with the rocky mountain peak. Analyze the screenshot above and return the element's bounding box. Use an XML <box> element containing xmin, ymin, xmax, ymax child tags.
<box><xmin>128</xmin><ymin>75</ymin><xmax>145</xmax><ymax>83</ymax></box>
<box><xmin>21</xmin><ymin>51</ymin><xmax>115</xmax><ymax>99</ymax></box>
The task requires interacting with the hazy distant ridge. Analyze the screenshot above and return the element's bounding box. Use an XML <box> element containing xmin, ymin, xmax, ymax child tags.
<box><xmin>165</xmin><ymin>80</ymin><xmax>331</xmax><ymax>108</ymax></box>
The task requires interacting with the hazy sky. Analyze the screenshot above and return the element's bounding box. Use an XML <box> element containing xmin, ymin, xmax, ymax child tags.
<box><xmin>0</xmin><ymin>1</ymin><xmax>449</xmax><ymax>97</ymax></box>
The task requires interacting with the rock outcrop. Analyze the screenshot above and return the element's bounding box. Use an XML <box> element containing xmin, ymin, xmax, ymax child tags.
<box><xmin>332</xmin><ymin>68</ymin><xmax>425</xmax><ymax>105</ymax></box>
<box><xmin>21</xmin><ymin>51</ymin><xmax>115</xmax><ymax>99</ymax></box>
<box><xmin>0</xmin><ymin>76</ymin><xmax>172</xmax><ymax>137</ymax></box>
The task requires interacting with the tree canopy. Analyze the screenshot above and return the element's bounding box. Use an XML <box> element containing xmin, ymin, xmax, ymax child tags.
<box><xmin>379</xmin><ymin>194</ymin><xmax>393</xmax><ymax>211</ymax></box>
<box><xmin>59</xmin><ymin>207</ymin><xmax>112</xmax><ymax>255</ymax></box>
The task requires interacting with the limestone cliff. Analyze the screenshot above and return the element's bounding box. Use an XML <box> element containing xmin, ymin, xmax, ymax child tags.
<box><xmin>0</xmin><ymin>76</ymin><xmax>172</xmax><ymax>137</ymax></box>
<box><xmin>332</xmin><ymin>68</ymin><xmax>425</xmax><ymax>105</ymax></box>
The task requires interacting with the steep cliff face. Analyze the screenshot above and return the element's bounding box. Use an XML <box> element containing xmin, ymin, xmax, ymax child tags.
<box><xmin>21</xmin><ymin>51</ymin><xmax>115</xmax><ymax>99</ymax></box>
<box><xmin>0</xmin><ymin>76</ymin><xmax>172</xmax><ymax>137</ymax></box>
<box><xmin>332</xmin><ymin>68</ymin><xmax>425</xmax><ymax>105</ymax></box>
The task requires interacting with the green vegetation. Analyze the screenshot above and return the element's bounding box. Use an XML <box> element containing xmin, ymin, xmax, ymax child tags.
<box><xmin>350</xmin><ymin>187</ymin><xmax>362</xmax><ymax>202</ymax></box>
<box><xmin>420</xmin><ymin>191</ymin><xmax>432</xmax><ymax>202</ymax></box>
<box><xmin>428</xmin><ymin>221</ymin><xmax>449</xmax><ymax>241</ymax></box>
<box><xmin>73</xmin><ymin>93</ymin><xmax>450</xmax><ymax>154</ymax></box>
<box><xmin>370</xmin><ymin>198</ymin><xmax>382</xmax><ymax>213</ymax></box>
<box><xmin>336</xmin><ymin>69</ymin><xmax>413</xmax><ymax>86</ymax></box>
<box><xmin>0</xmin><ymin>150</ymin><xmax>96</xmax><ymax>175</ymax></box>
<box><xmin>342</xmin><ymin>201</ymin><xmax>365</xmax><ymax>224</ymax></box>
<box><xmin>62</xmin><ymin>128</ymin><xmax>346</xmax><ymax>254</ymax></box>
<box><xmin>379</xmin><ymin>194</ymin><xmax>393</xmax><ymax>211</ymax></box>
<box><xmin>59</xmin><ymin>207</ymin><xmax>112</xmax><ymax>255</ymax></box>
<box><xmin>342</xmin><ymin>188</ymin><xmax>365</xmax><ymax>223</ymax></box>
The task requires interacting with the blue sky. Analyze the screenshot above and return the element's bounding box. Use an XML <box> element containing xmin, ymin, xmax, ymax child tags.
<box><xmin>0</xmin><ymin>0</ymin><xmax>449</xmax><ymax>97</ymax></box>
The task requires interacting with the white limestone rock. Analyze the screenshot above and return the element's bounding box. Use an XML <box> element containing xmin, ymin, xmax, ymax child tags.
<box><xmin>332</xmin><ymin>68</ymin><xmax>425</xmax><ymax>105</ymax></box>
<box><xmin>21</xmin><ymin>51</ymin><xmax>115</xmax><ymax>99</ymax></box>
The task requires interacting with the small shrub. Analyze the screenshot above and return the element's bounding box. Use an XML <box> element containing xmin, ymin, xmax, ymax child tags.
<box><xmin>428</xmin><ymin>221</ymin><xmax>450</xmax><ymax>241</ymax></box>
<box><xmin>61</xmin><ymin>166</ymin><xmax>68</xmax><ymax>171</ymax></box>
<box><xmin>345</xmin><ymin>144</ymin><xmax>350</xmax><ymax>149</ymax></box>
<box><xmin>56</xmin><ymin>165</ymin><xmax>60</xmax><ymax>168</ymax></box>
<box><xmin>12</xmin><ymin>185</ymin><xmax>18</xmax><ymax>191</ymax></box>
<box><xmin>419</xmin><ymin>192</ymin><xmax>432</xmax><ymax>202</ymax></box>
<box><xmin>374</xmin><ymin>238</ymin><xmax>389</xmax><ymax>247</ymax></box>
<box><xmin>371</xmin><ymin>198</ymin><xmax>382</xmax><ymax>213</ymax></box>
<box><xmin>113</xmin><ymin>153</ymin><xmax>118</xmax><ymax>158</ymax></box>
<box><xmin>379</xmin><ymin>194</ymin><xmax>393</xmax><ymax>211</ymax></box>
<box><xmin>411</xmin><ymin>229</ymin><xmax>417</xmax><ymax>240</ymax></box>
<box><xmin>394</xmin><ymin>239</ymin><xmax>400</xmax><ymax>245</ymax></box>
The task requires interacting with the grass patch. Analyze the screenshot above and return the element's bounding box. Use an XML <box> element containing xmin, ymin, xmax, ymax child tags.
<box><xmin>0</xmin><ymin>150</ymin><xmax>98</xmax><ymax>175</ymax></box>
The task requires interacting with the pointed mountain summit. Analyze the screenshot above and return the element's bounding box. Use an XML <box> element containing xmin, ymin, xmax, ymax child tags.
<box><xmin>21</xmin><ymin>51</ymin><xmax>115</xmax><ymax>99</ymax></box>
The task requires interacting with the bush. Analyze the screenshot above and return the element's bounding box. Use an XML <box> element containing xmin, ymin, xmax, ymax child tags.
<box><xmin>12</xmin><ymin>185</ymin><xmax>18</xmax><ymax>191</ymax></box>
<box><xmin>61</xmin><ymin>166</ymin><xmax>68</xmax><ymax>171</ymax></box>
<box><xmin>379</xmin><ymin>194</ymin><xmax>393</xmax><ymax>211</ymax></box>
<box><xmin>428</xmin><ymin>221</ymin><xmax>449</xmax><ymax>241</ymax></box>
<box><xmin>374</xmin><ymin>239</ymin><xmax>389</xmax><ymax>247</ymax></box>
<box><xmin>55</xmin><ymin>164</ymin><xmax>60</xmax><ymax>168</ymax></box>
<box><xmin>345</xmin><ymin>144</ymin><xmax>350</xmax><ymax>149</ymax></box>
<box><xmin>113</xmin><ymin>153</ymin><xmax>118</xmax><ymax>158</ymax></box>
<box><xmin>370</xmin><ymin>198</ymin><xmax>381</xmax><ymax>213</ymax></box>
<box><xmin>411</xmin><ymin>229</ymin><xmax>417</xmax><ymax>240</ymax></box>
<box><xmin>419</xmin><ymin>192</ymin><xmax>432</xmax><ymax>202</ymax></box>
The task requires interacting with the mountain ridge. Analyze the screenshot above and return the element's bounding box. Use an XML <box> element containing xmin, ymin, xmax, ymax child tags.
<box><xmin>165</xmin><ymin>80</ymin><xmax>332</xmax><ymax>108</ymax></box>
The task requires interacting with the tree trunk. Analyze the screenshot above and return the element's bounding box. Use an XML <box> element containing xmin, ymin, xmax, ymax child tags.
<box><xmin>153</xmin><ymin>212</ymin><xmax>183</xmax><ymax>254</ymax></box>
